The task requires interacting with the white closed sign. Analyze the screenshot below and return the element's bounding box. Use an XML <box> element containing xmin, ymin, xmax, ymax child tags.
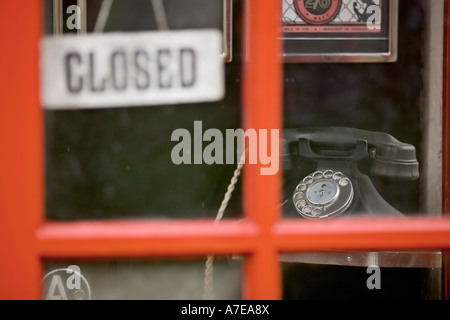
<box><xmin>41</xmin><ymin>30</ymin><xmax>224</xmax><ymax>109</ymax></box>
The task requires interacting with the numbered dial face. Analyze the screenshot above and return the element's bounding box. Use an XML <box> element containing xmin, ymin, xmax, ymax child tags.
<box><xmin>293</xmin><ymin>170</ymin><xmax>353</xmax><ymax>219</ymax></box>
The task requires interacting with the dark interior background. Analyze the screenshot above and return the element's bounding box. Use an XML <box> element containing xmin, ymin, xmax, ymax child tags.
<box><xmin>44</xmin><ymin>0</ymin><xmax>243</xmax><ymax>221</ymax></box>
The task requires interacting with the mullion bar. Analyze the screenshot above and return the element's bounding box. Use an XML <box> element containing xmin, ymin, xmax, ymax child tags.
<box><xmin>37</xmin><ymin>220</ymin><xmax>259</xmax><ymax>258</ymax></box>
<box><xmin>274</xmin><ymin>217</ymin><xmax>450</xmax><ymax>252</ymax></box>
<box><xmin>36</xmin><ymin>216</ymin><xmax>450</xmax><ymax>258</ymax></box>
<box><xmin>242</xmin><ymin>0</ymin><xmax>283</xmax><ymax>299</ymax></box>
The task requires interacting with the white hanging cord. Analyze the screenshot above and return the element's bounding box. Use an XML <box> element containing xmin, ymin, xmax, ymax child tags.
<box><xmin>203</xmin><ymin>151</ymin><xmax>246</xmax><ymax>300</ymax></box>
<box><xmin>77</xmin><ymin>0</ymin><xmax>87</xmax><ymax>34</ymax></box>
<box><xmin>93</xmin><ymin>0</ymin><xmax>114</xmax><ymax>33</ymax></box>
<box><xmin>151</xmin><ymin>0</ymin><xmax>169</xmax><ymax>30</ymax></box>
<box><xmin>53</xmin><ymin>0</ymin><xmax>63</xmax><ymax>36</ymax></box>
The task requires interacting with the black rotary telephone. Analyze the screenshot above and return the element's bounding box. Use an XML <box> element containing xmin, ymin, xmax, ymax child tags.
<box><xmin>280</xmin><ymin>127</ymin><xmax>441</xmax><ymax>297</ymax></box>
<box><xmin>282</xmin><ymin>127</ymin><xmax>419</xmax><ymax>219</ymax></box>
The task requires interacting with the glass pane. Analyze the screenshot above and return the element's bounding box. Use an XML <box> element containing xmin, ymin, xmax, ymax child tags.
<box><xmin>282</xmin><ymin>250</ymin><xmax>442</xmax><ymax>299</ymax></box>
<box><xmin>280</xmin><ymin>0</ymin><xmax>444</xmax><ymax>299</ymax></box>
<box><xmin>43</xmin><ymin>258</ymin><xmax>243</xmax><ymax>300</ymax></box>
<box><xmin>43</xmin><ymin>0</ymin><xmax>244</xmax><ymax>220</ymax></box>
<box><xmin>281</xmin><ymin>0</ymin><xmax>441</xmax><ymax>219</ymax></box>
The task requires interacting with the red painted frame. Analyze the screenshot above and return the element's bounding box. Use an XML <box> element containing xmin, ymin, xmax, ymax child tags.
<box><xmin>1</xmin><ymin>0</ymin><xmax>450</xmax><ymax>300</ymax></box>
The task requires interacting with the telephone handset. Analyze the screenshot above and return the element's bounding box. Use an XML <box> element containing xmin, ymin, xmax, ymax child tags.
<box><xmin>283</xmin><ymin>127</ymin><xmax>419</xmax><ymax>219</ymax></box>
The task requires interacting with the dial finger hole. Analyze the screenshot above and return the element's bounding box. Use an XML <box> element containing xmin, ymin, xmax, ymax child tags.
<box><xmin>296</xmin><ymin>200</ymin><xmax>306</xmax><ymax>208</ymax></box>
<box><xmin>333</xmin><ymin>172</ymin><xmax>343</xmax><ymax>180</ymax></box>
<box><xmin>313</xmin><ymin>172</ymin><xmax>323</xmax><ymax>180</ymax></box>
<box><xmin>302</xmin><ymin>206</ymin><xmax>313</xmax><ymax>214</ymax></box>
<box><xmin>312</xmin><ymin>208</ymin><xmax>322</xmax><ymax>217</ymax></box>
<box><xmin>293</xmin><ymin>192</ymin><xmax>304</xmax><ymax>202</ymax></box>
<box><xmin>323</xmin><ymin>170</ymin><xmax>333</xmax><ymax>178</ymax></box>
<box><xmin>303</xmin><ymin>176</ymin><xmax>313</xmax><ymax>184</ymax></box>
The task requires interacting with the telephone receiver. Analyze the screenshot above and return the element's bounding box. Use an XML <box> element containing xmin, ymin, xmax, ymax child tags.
<box><xmin>282</xmin><ymin>127</ymin><xmax>419</xmax><ymax>219</ymax></box>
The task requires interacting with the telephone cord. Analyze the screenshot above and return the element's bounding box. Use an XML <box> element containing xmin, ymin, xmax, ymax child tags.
<box><xmin>203</xmin><ymin>151</ymin><xmax>246</xmax><ymax>300</ymax></box>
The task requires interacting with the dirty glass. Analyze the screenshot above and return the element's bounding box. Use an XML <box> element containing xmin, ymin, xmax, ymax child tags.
<box><xmin>282</xmin><ymin>249</ymin><xmax>442</xmax><ymax>299</ymax></box>
<box><xmin>281</xmin><ymin>0</ymin><xmax>443</xmax><ymax>299</ymax></box>
<box><xmin>43</xmin><ymin>258</ymin><xmax>243</xmax><ymax>300</ymax></box>
<box><xmin>281</xmin><ymin>0</ymin><xmax>431</xmax><ymax>219</ymax></box>
<box><xmin>43</xmin><ymin>0</ymin><xmax>243</xmax><ymax>221</ymax></box>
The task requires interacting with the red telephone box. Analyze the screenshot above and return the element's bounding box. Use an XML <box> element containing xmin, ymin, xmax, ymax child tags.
<box><xmin>1</xmin><ymin>0</ymin><xmax>450</xmax><ymax>300</ymax></box>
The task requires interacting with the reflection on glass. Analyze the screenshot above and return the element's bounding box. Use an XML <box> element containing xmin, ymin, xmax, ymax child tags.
<box><xmin>282</xmin><ymin>250</ymin><xmax>442</xmax><ymax>299</ymax></box>
<box><xmin>43</xmin><ymin>258</ymin><xmax>242</xmax><ymax>300</ymax></box>
<box><xmin>43</xmin><ymin>0</ymin><xmax>244</xmax><ymax>220</ymax></box>
<box><xmin>282</xmin><ymin>0</ymin><xmax>433</xmax><ymax>218</ymax></box>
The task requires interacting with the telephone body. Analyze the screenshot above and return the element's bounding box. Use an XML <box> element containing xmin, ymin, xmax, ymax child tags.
<box><xmin>282</xmin><ymin>127</ymin><xmax>420</xmax><ymax>219</ymax></box>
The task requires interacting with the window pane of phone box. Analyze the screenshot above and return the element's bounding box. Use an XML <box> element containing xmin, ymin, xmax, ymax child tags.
<box><xmin>282</xmin><ymin>250</ymin><xmax>442</xmax><ymax>300</ymax></box>
<box><xmin>282</xmin><ymin>0</ymin><xmax>439</xmax><ymax>218</ymax></box>
<box><xmin>43</xmin><ymin>258</ymin><xmax>242</xmax><ymax>300</ymax></box>
<box><xmin>43</xmin><ymin>0</ymin><xmax>244</xmax><ymax>221</ymax></box>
